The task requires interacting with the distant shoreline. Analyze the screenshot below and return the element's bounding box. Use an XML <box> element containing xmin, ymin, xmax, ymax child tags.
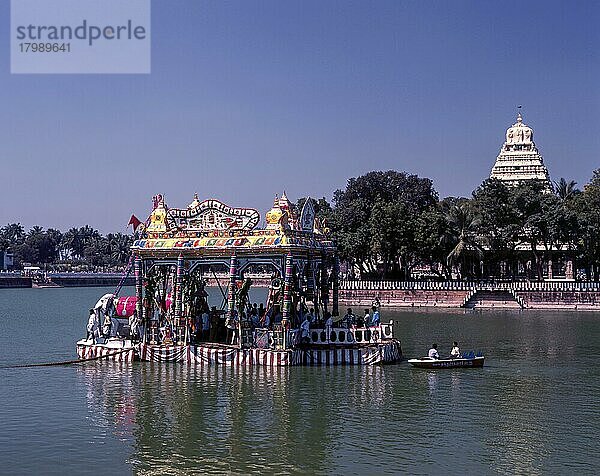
<box><xmin>2</xmin><ymin>273</ymin><xmax>599</xmax><ymax>311</ymax></box>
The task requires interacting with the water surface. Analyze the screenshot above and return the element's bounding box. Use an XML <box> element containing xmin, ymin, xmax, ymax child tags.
<box><xmin>0</xmin><ymin>288</ymin><xmax>598</xmax><ymax>474</ymax></box>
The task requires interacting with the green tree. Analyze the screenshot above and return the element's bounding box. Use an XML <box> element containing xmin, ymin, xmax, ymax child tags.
<box><xmin>107</xmin><ymin>233</ymin><xmax>133</xmax><ymax>265</ymax></box>
<box><xmin>471</xmin><ymin>179</ymin><xmax>520</xmax><ymax>277</ymax></box>
<box><xmin>443</xmin><ymin>201</ymin><xmax>483</xmax><ymax>280</ymax></box>
<box><xmin>572</xmin><ymin>169</ymin><xmax>600</xmax><ymax>279</ymax></box>
<box><xmin>331</xmin><ymin>170</ymin><xmax>437</xmax><ymax>279</ymax></box>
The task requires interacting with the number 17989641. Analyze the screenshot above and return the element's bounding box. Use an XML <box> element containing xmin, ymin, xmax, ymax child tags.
<box><xmin>19</xmin><ymin>43</ymin><xmax>71</xmax><ymax>53</ymax></box>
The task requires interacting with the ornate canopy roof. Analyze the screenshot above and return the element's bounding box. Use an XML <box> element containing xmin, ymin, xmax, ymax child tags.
<box><xmin>132</xmin><ymin>193</ymin><xmax>334</xmax><ymax>258</ymax></box>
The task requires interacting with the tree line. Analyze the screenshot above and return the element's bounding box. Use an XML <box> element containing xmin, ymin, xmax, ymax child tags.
<box><xmin>301</xmin><ymin>169</ymin><xmax>600</xmax><ymax>281</ymax></box>
<box><xmin>0</xmin><ymin>225</ymin><xmax>132</xmax><ymax>270</ymax></box>
<box><xmin>2</xmin><ymin>168</ymin><xmax>599</xmax><ymax>280</ymax></box>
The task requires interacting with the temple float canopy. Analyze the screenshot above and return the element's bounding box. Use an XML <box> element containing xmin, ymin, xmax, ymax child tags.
<box><xmin>76</xmin><ymin>192</ymin><xmax>401</xmax><ymax>366</ymax></box>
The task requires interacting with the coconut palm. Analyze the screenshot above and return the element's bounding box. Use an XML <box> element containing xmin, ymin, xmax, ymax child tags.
<box><xmin>444</xmin><ymin>203</ymin><xmax>483</xmax><ymax>279</ymax></box>
<box><xmin>107</xmin><ymin>233</ymin><xmax>132</xmax><ymax>264</ymax></box>
<box><xmin>554</xmin><ymin>178</ymin><xmax>579</xmax><ymax>201</ymax></box>
<box><xmin>2</xmin><ymin>223</ymin><xmax>25</xmax><ymax>246</ymax></box>
<box><xmin>61</xmin><ymin>227</ymin><xmax>83</xmax><ymax>259</ymax></box>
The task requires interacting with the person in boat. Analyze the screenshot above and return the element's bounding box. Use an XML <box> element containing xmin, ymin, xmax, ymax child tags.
<box><xmin>370</xmin><ymin>306</ymin><xmax>380</xmax><ymax>327</ymax></box>
<box><xmin>450</xmin><ymin>341</ymin><xmax>460</xmax><ymax>359</ymax></box>
<box><xmin>363</xmin><ymin>309</ymin><xmax>370</xmax><ymax>327</ymax></box>
<box><xmin>86</xmin><ymin>309</ymin><xmax>96</xmax><ymax>343</ymax></box>
<box><xmin>428</xmin><ymin>343</ymin><xmax>440</xmax><ymax>359</ymax></box>
<box><xmin>325</xmin><ymin>312</ymin><xmax>333</xmax><ymax>328</ymax></box>
<box><xmin>342</xmin><ymin>308</ymin><xmax>355</xmax><ymax>328</ymax></box>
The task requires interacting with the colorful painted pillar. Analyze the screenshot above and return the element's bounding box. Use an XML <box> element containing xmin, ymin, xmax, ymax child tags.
<box><xmin>282</xmin><ymin>253</ymin><xmax>293</xmax><ymax>324</ymax></box>
<box><xmin>135</xmin><ymin>255</ymin><xmax>143</xmax><ymax>317</ymax></box>
<box><xmin>282</xmin><ymin>253</ymin><xmax>294</xmax><ymax>349</ymax></box>
<box><xmin>306</xmin><ymin>255</ymin><xmax>315</xmax><ymax>302</ymax></box>
<box><xmin>320</xmin><ymin>257</ymin><xmax>329</xmax><ymax>315</ymax></box>
<box><xmin>228</xmin><ymin>253</ymin><xmax>237</xmax><ymax>322</ymax></box>
<box><xmin>332</xmin><ymin>254</ymin><xmax>340</xmax><ymax>317</ymax></box>
<box><xmin>175</xmin><ymin>254</ymin><xmax>184</xmax><ymax>319</ymax></box>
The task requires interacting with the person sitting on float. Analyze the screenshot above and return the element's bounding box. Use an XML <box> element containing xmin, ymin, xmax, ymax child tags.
<box><xmin>342</xmin><ymin>308</ymin><xmax>355</xmax><ymax>328</ymax></box>
<box><xmin>102</xmin><ymin>313</ymin><xmax>113</xmax><ymax>338</ymax></box>
<box><xmin>261</xmin><ymin>308</ymin><xmax>271</xmax><ymax>329</ymax></box>
<box><xmin>450</xmin><ymin>341</ymin><xmax>461</xmax><ymax>359</ymax></box>
<box><xmin>209</xmin><ymin>306</ymin><xmax>219</xmax><ymax>342</ymax></box>
<box><xmin>250</xmin><ymin>307</ymin><xmax>260</xmax><ymax>328</ymax></box>
<box><xmin>362</xmin><ymin>309</ymin><xmax>370</xmax><ymax>327</ymax></box>
<box><xmin>308</xmin><ymin>308</ymin><xmax>317</xmax><ymax>324</ymax></box>
<box><xmin>428</xmin><ymin>343</ymin><xmax>440</xmax><ymax>359</ymax></box>
<box><xmin>85</xmin><ymin>309</ymin><xmax>96</xmax><ymax>343</ymax></box>
<box><xmin>201</xmin><ymin>309</ymin><xmax>210</xmax><ymax>341</ymax></box>
<box><xmin>272</xmin><ymin>306</ymin><xmax>283</xmax><ymax>326</ymax></box>
<box><xmin>225</xmin><ymin>311</ymin><xmax>239</xmax><ymax>345</ymax></box>
<box><xmin>300</xmin><ymin>315</ymin><xmax>311</xmax><ymax>344</ymax></box>
<box><xmin>129</xmin><ymin>310</ymin><xmax>140</xmax><ymax>343</ymax></box>
<box><xmin>370</xmin><ymin>306</ymin><xmax>380</xmax><ymax>327</ymax></box>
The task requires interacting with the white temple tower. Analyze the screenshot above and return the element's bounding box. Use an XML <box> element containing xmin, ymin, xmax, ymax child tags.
<box><xmin>490</xmin><ymin>113</ymin><xmax>551</xmax><ymax>189</ymax></box>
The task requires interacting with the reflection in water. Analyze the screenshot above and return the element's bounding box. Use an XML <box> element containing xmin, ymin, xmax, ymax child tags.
<box><xmin>62</xmin><ymin>308</ymin><xmax>600</xmax><ymax>474</ymax></box>
<box><xmin>78</xmin><ymin>363</ymin><xmax>393</xmax><ymax>474</ymax></box>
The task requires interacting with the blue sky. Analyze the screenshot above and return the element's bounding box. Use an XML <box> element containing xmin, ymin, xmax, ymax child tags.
<box><xmin>1</xmin><ymin>0</ymin><xmax>598</xmax><ymax>232</ymax></box>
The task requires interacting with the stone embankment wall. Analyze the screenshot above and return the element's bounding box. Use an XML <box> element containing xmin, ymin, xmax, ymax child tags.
<box><xmin>518</xmin><ymin>291</ymin><xmax>600</xmax><ymax>310</ymax></box>
<box><xmin>0</xmin><ymin>276</ymin><xmax>32</xmax><ymax>288</ymax></box>
<box><xmin>339</xmin><ymin>289</ymin><xmax>468</xmax><ymax>308</ymax></box>
<box><xmin>49</xmin><ymin>275</ymin><xmax>135</xmax><ymax>287</ymax></box>
<box><xmin>339</xmin><ymin>281</ymin><xmax>600</xmax><ymax>310</ymax></box>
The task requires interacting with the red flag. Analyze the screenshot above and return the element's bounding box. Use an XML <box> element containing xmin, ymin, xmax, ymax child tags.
<box><xmin>128</xmin><ymin>214</ymin><xmax>142</xmax><ymax>231</ymax></box>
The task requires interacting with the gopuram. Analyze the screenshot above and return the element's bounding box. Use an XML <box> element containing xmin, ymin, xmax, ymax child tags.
<box><xmin>490</xmin><ymin>113</ymin><xmax>552</xmax><ymax>190</ymax></box>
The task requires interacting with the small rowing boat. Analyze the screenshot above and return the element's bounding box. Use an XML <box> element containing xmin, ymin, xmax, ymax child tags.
<box><xmin>408</xmin><ymin>354</ymin><xmax>484</xmax><ymax>369</ymax></box>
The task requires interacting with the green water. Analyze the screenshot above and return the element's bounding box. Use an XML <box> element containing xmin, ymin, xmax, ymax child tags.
<box><xmin>0</xmin><ymin>287</ymin><xmax>598</xmax><ymax>474</ymax></box>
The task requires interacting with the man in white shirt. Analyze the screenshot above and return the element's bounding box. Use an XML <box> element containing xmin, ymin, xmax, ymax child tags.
<box><xmin>428</xmin><ymin>343</ymin><xmax>439</xmax><ymax>359</ymax></box>
<box><xmin>86</xmin><ymin>309</ymin><xmax>96</xmax><ymax>343</ymax></box>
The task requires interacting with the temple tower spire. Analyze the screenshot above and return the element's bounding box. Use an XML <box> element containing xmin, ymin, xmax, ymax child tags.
<box><xmin>489</xmin><ymin>113</ymin><xmax>551</xmax><ymax>190</ymax></box>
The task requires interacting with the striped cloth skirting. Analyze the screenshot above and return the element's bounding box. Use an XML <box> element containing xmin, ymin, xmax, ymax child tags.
<box><xmin>138</xmin><ymin>340</ymin><xmax>401</xmax><ymax>367</ymax></box>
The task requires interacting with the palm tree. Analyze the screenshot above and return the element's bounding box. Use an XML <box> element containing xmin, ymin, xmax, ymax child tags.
<box><xmin>554</xmin><ymin>178</ymin><xmax>579</xmax><ymax>201</ymax></box>
<box><xmin>444</xmin><ymin>203</ymin><xmax>483</xmax><ymax>279</ymax></box>
<box><xmin>107</xmin><ymin>233</ymin><xmax>132</xmax><ymax>264</ymax></box>
<box><xmin>28</xmin><ymin>225</ymin><xmax>44</xmax><ymax>237</ymax></box>
<box><xmin>61</xmin><ymin>227</ymin><xmax>83</xmax><ymax>259</ymax></box>
<box><xmin>2</xmin><ymin>223</ymin><xmax>25</xmax><ymax>246</ymax></box>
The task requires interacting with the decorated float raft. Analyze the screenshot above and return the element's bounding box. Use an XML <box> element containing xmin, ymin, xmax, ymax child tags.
<box><xmin>77</xmin><ymin>192</ymin><xmax>402</xmax><ymax>366</ymax></box>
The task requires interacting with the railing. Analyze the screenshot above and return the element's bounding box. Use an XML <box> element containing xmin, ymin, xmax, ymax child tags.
<box><xmin>301</xmin><ymin>322</ymin><xmax>394</xmax><ymax>346</ymax></box>
<box><xmin>340</xmin><ymin>280</ymin><xmax>600</xmax><ymax>292</ymax></box>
